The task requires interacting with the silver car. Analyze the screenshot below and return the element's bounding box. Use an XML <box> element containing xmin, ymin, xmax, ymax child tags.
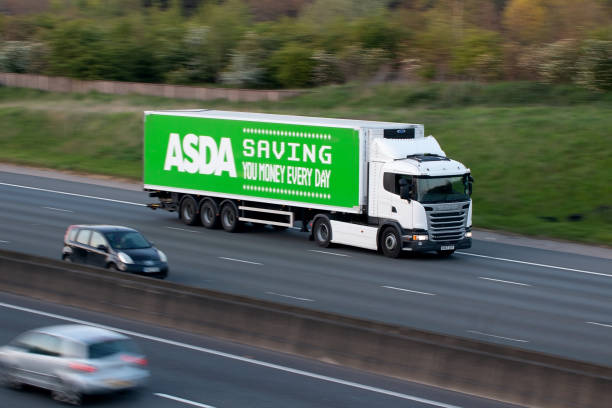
<box><xmin>0</xmin><ymin>324</ymin><xmax>150</xmax><ymax>405</ymax></box>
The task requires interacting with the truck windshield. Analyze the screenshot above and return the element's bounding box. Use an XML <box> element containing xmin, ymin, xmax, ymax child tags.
<box><xmin>416</xmin><ymin>176</ymin><xmax>470</xmax><ymax>203</ymax></box>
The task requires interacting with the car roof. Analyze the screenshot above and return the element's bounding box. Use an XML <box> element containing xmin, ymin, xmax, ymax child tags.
<box><xmin>70</xmin><ymin>225</ymin><xmax>137</xmax><ymax>233</ymax></box>
<box><xmin>34</xmin><ymin>324</ymin><xmax>128</xmax><ymax>344</ymax></box>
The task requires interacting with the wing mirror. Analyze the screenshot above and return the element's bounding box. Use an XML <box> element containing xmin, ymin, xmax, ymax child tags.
<box><xmin>97</xmin><ymin>244</ymin><xmax>109</xmax><ymax>252</ymax></box>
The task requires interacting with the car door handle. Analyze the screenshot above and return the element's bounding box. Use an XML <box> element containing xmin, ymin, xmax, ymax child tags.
<box><xmin>392</xmin><ymin>206</ymin><xmax>397</xmax><ymax>213</ymax></box>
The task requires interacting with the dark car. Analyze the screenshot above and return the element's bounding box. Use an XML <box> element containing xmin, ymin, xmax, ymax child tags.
<box><xmin>62</xmin><ymin>225</ymin><xmax>168</xmax><ymax>279</ymax></box>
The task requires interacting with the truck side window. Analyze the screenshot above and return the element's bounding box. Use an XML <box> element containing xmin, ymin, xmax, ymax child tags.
<box><xmin>383</xmin><ymin>172</ymin><xmax>396</xmax><ymax>193</ymax></box>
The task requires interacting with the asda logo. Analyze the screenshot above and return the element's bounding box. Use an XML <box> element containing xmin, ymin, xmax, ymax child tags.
<box><xmin>163</xmin><ymin>133</ymin><xmax>237</xmax><ymax>177</ymax></box>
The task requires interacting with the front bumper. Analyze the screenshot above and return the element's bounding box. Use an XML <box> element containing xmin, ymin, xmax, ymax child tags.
<box><xmin>121</xmin><ymin>263</ymin><xmax>169</xmax><ymax>279</ymax></box>
<box><xmin>402</xmin><ymin>237</ymin><xmax>472</xmax><ymax>252</ymax></box>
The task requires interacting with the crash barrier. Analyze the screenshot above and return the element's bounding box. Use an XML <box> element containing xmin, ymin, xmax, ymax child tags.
<box><xmin>0</xmin><ymin>249</ymin><xmax>610</xmax><ymax>408</ymax></box>
<box><xmin>0</xmin><ymin>73</ymin><xmax>300</xmax><ymax>102</ymax></box>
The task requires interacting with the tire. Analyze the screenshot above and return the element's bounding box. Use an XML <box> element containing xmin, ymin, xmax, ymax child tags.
<box><xmin>52</xmin><ymin>381</ymin><xmax>82</xmax><ymax>405</ymax></box>
<box><xmin>200</xmin><ymin>200</ymin><xmax>220</xmax><ymax>229</ymax></box>
<box><xmin>380</xmin><ymin>227</ymin><xmax>402</xmax><ymax>258</ymax></box>
<box><xmin>313</xmin><ymin>218</ymin><xmax>332</xmax><ymax>247</ymax></box>
<box><xmin>179</xmin><ymin>196</ymin><xmax>200</xmax><ymax>226</ymax></box>
<box><xmin>220</xmin><ymin>203</ymin><xmax>241</xmax><ymax>232</ymax></box>
<box><xmin>437</xmin><ymin>249</ymin><xmax>455</xmax><ymax>257</ymax></box>
<box><xmin>108</xmin><ymin>263</ymin><xmax>119</xmax><ymax>271</ymax></box>
<box><xmin>62</xmin><ymin>255</ymin><xmax>72</xmax><ymax>263</ymax></box>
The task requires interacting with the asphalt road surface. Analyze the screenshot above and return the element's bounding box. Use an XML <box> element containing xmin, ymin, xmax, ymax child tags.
<box><xmin>0</xmin><ymin>292</ymin><xmax>521</xmax><ymax>408</ymax></box>
<box><xmin>0</xmin><ymin>168</ymin><xmax>611</xmax><ymax>367</ymax></box>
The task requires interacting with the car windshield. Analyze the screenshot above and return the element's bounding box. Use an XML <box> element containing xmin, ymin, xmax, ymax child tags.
<box><xmin>416</xmin><ymin>176</ymin><xmax>470</xmax><ymax>203</ymax></box>
<box><xmin>104</xmin><ymin>231</ymin><xmax>151</xmax><ymax>250</ymax></box>
<box><xmin>88</xmin><ymin>339</ymin><xmax>139</xmax><ymax>359</ymax></box>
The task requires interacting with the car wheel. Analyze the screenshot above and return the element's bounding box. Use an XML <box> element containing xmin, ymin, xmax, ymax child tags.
<box><xmin>380</xmin><ymin>227</ymin><xmax>402</xmax><ymax>258</ymax></box>
<box><xmin>62</xmin><ymin>255</ymin><xmax>72</xmax><ymax>263</ymax></box>
<box><xmin>52</xmin><ymin>381</ymin><xmax>82</xmax><ymax>405</ymax></box>
<box><xmin>313</xmin><ymin>218</ymin><xmax>332</xmax><ymax>247</ymax></box>
<box><xmin>437</xmin><ymin>249</ymin><xmax>455</xmax><ymax>257</ymax></box>
<box><xmin>179</xmin><ymin>196</ymin><xmax>200</xmax><ymax>226</ymax></box>
<box><xmin>220</xmin><ymin>203</ymin><xmax>241</xmax><ymax>232</ymax></box>
<box><xmin>200</xmin><ymin>200</ymin><xmax>220</xmax><ymax>229</ymax></box>
<box><xmin>0</xmin><ymin>364</ymin><xmax>22</xmax><ymax>389</ymax></box>
<box><xmin>108</xmin><ymin>263</ymin><xmax>119</xmax><ymax>271</ymax></box>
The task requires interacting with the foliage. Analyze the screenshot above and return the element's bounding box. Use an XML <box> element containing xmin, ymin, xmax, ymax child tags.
<box><xmin>0</xmin><ymin>0</ymin><xmax>610</xmax><ymax>89</ymax></box>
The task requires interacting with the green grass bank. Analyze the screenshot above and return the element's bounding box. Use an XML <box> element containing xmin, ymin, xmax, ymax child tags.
<box><xmin>0</xmin><ymin>82</ymin><xmax>610</xmax><ymax>245</ymax></box>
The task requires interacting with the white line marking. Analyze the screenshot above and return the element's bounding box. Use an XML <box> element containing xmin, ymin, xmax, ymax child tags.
<box><xmin>457</xmin><ymin>251</ymin><xmax>612</xmax><ymax>278</ymax></box>
<box><xmin>167</xmin><ymin>227</ymin><xmax>199</xmax><ymax>233</ymax></box>
<box><xmin>155</xmin><ymin>393</ymin><xmax>217</xmax><ymax>408</ymax></box>
<box><xmin>0</xmin><ymin>301</ymin><xmax>463</xmax><ymax>408</ymax></box>
<box><xmin>0</xmin><ymin>240</ymin><xmax>9</xmax><ymax>244</ymax></box>
<box><xmin>219</xmin><ymin>257</ymin><xmax>262</xmax><ymax>266</ymax></box>
<box><xmin>586</xmin><ymin>321</ymin><xmax>612</xmax><ymax>329</ymax></box>
<box><xmin>478</xmin><ymin>277</ymin><xmax>531</xmax><ymax>287</ymax></box>
<box><xmin>468</xmin><ymin>330</ymin><xmax>528</xmax><ymax>343</ymax></box>
<box><xmin>382</xmin><ymin>286</ymin><xmax>436</xmax><ymax>296</ymax></box>
<box><xmin>42</xmin><ymin>206</ymin><xmax>73</xmax><ymax>213</ymax></box>
<box><xmin>309</xmin><ymin>249</ymin><xmax>349</xmax><ymax>257</ymax></box>
<box><xmin>0</xmin><ymin>182</ymin><xmax>145</xmax><ymax>206</ymax></box>
<box><xmin>266</xmin><ymin>292</ymin><xmax>315</xmax><ymax>302</ymax></box>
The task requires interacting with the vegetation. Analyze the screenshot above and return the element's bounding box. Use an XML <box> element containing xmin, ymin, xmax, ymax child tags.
<box><xmin>0</xmin><ymin>83</ymin><xmax>610</xmax><ymax>245</ymax></box>
<box><xmin>0</xmin><ymin>0</ymin><xmax>610</xmax><ymax>90</ymax></box>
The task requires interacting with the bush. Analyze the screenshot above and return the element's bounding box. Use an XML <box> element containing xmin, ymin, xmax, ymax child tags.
<box><xmin>269</xmin><ymin>43</ymin><xmax>315</xmax><ymax>88</ymax></box>
<box><xmin>577</xmin><ymin>40</ymin><xmax>612</xmax><ymax>91</ymax></box>
<box><xmin>0</xmin><ymin>41</ymin><xmax>47</xmax><ymax>73</ymax></box>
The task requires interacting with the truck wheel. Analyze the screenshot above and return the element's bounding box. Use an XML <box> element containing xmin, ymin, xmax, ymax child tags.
<box><xmin>180</xmin><ymin>196</ymin><xmax>200</xmax><ymax>226</ymax></box>
<box><xmin>437</xmin><ymin>250</ymin><xmax>455</xmax><ymax>257</ymax></box>
<box><xmin>221</xmin><ymin>203</ymin><xmax>241</xmax><ymax>232</ymax></box>
<box><xmin>200</xmin><ymin>200</ymin><xmax>220</xmax><ymax>229</ymax></box>
<box><xmin>380</xmin><ymin>227</ymin><xmax>402</xmax><ymax>258</ymax></box>
<box><xmin>313</xmin><ymin>218</ymin><xmax>332</xmax><ymax>247</ymax></box>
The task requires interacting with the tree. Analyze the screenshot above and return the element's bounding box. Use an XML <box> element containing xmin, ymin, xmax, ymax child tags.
<box><xmin>503</xmin><ymin>0</ymin><xmax>548</xmax><ymax>44</ymax></box>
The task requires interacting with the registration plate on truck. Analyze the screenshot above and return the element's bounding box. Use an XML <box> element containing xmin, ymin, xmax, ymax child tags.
<box><xmin>440</xmin><ymin>245</ymin><xmax>455</xmax><ymax>251</ymax></box>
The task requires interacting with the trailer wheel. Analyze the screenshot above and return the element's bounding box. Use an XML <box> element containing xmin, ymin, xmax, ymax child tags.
<box><xmin>380</xmin><ymin>227</ymin><xmax>402</xmax><ymax>258</ymax></box>
<box><xmin>200</xmin><ymin>200</ymin><xmax>220</xmax><ymax>229</ymax></box>
<box><xmin>220</xmin><ymin>202</ymin><xmax>241</xmax><ymax>232</ymax></box>
<box><xmin>313</xmin><ymin>218</ymin><xmax>332</xmax><ymax>247</ymax></box>
<box><xmin>180</xmin><ymin>196</ymin><xmax>200</xmax><ymax>226</ymax></box>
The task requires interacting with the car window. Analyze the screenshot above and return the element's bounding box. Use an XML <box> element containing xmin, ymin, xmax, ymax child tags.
<box><xmin>87</xmin><ymin>339</ymin><xmax>139</xmax><ymax>359</ymax></box>
<box><xmin>61</xmin><ymin>339</ymin><xmax>85</xmax><ymax>358</ymax></box>
<box><xmin>104</xmin><ymin>231</ymin><xmax>151</xmax><ymax>250</ymax></box>
<box><xmin>68</xmin><ymin>228</ymin><xmax>78</xmax><ymax>241</ymax></box>
<box><xmin>90</xmin><ymin>232</ymin><xmax>107</xmax><ymax>249</ymax></box>
<box><xmin>14</xmin><ymin>332</ymin><xmax>62</xmax><ymax>356</ymax></box>
<box><xmin>76</xmin><ymin>229</ymin><xmax>92</xmax><ymax>246</ymax></box>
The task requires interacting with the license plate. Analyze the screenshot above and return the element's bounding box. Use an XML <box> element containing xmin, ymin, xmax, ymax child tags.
<box><xmin>106</xmin><ymin>379</ymin><xmax>132</xmax><ymax>387</ymax></box>
<box><xmin>441</xmin><ymin>245</ymin><xmax>455</xmax><ymax>251</ymax></box>
<box><xmin>143</xmin><ymin>267</ymin><xmax>160</xmax><ymax>273</ymax></box>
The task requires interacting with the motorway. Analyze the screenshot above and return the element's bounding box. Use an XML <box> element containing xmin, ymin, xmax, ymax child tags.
<box><xmin>0</xmin><ymin>168</ymin><xmax>611</xmax><ymax>368</ymax></box>
<box><xmin>0</xmin><ymin>292</ymin><xmax>520</xmax><ymax>407</ymax></box>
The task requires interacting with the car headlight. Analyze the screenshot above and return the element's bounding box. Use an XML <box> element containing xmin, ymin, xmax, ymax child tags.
<box><xmin>156</xmin><ymin>249</ymin><xmax>167</xmax><ymax>262</ymax></box>
<box><xmin>465</xmin><ymin>231</ymin><xmax>473</xmax><ymax>238</ymax></box>
<box><xmin>118</xmin><ymin>252</ymin><xmax>134</xmax><ymax>264</ymax></box>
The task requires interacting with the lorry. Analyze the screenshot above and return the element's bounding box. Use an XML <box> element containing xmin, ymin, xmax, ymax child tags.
<box><xmin>144</xmin><ymin>110</ymin><xmax>473</xmax><ymax>258</ymax></box>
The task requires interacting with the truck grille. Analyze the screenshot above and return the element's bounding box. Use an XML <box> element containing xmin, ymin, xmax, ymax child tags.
<box><xmin>425</xmin><ymin>204</ymin><xmax>469</xmax><ymax>242</ymax></box>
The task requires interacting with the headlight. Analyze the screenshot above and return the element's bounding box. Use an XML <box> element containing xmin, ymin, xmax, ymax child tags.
<box><xmin>465</xmin><ymin>231</ymin><xmax>473</xmax><ymax>238</ymax></box>
<box><xmin>117</xmin><ymin>252</ymin><xmax>134</xmax><ymax>264</ymax></box>
<box><xmin>412</xmin><ymin>234</ymin><xmax>429</xmax><ymax>241</ymax></box>
<box><xmin>157</xmin><ymin>249</ymin><xmax>167</xmax><ymax>262</ymax></box>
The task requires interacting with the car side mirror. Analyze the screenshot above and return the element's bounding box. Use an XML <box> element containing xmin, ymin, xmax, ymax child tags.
<box><xmin>97</xmin><ymin>244</ymin><xmax>109</xmax><ymax>252</ymax></box>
